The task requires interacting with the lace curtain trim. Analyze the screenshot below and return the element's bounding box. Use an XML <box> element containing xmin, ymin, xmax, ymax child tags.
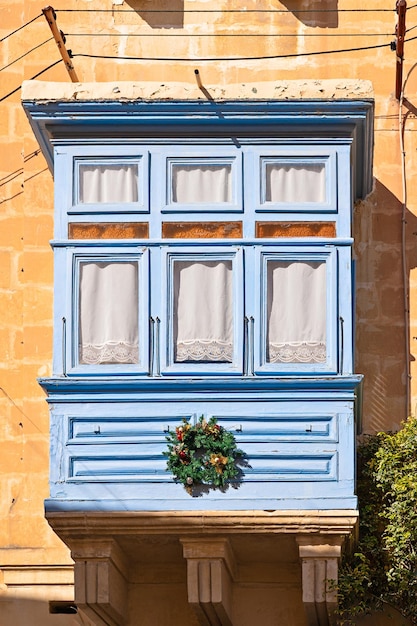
<box><xmin>80</xmin><ymin>341</ymin><xmax>139</xmax><ymax>365</ymax></box>
<box><xmin>268</xmin><ymin>342</ymin><xmax>326</xmax><ymax>364</ymax></box>
<box><xmin>176</xmin><ymin>340</ymin><xmax>233</xmax><ymax>363</ymax></box>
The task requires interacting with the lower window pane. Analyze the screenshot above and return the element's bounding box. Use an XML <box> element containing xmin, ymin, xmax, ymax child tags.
<box><xmin>267</xmin><ymin>261</ymin><xmax>326</xmax><ymax>363</ymax></box>
<box><xmin>79</xmin><ymin>261</ymin><xmax>139</xmax><ymax>364</ymax></box>
<box><xmin>173</xmin><ymin>260</ymin><xmax>233</xmax><ymax>362</ymax></box>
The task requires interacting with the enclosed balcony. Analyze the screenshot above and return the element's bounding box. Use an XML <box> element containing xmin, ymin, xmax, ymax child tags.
<box><xmin>23</xmin><ymin>79</ymin><xmax>373</xmax><ymax>626</ymax></box>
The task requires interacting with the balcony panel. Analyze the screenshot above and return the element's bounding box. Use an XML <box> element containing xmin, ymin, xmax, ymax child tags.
<box><xmin>45</xmin><ymin>376</ymin><xmax>359</xmax><ymax>512</ymax></box>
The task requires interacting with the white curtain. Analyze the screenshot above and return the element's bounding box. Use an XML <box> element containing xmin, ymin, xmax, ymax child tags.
<box><xmin>265</xmin><ymin>162</ymin><xmax>325</xmax><ymax>203</ymax></box>
<box><xmin>172</xmin><ymin>164</ymin><xmax>231</xmax><ymax>204</ymax></box>
<box><xmin>174</xmin><ymin>260</ymin><xmax>233</xmax><ymax>362</ymax></box>
<box><xmin>267</xmin><ymin>261</ymin><xmax>326</xmax><ymax>363</ymax></box>
<box><xmin>79</xmin><ymin>261</ymin><xmax>139</xmax><ymax>364</ymax></box>
<box><xmin>79</xmin><ymin>164</ymin><xmax>138</xmax><ymax>203</ymax></box>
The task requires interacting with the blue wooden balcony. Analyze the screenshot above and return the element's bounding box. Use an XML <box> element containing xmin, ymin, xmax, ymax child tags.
<box><xmin>22</xmin><ymin>92</ymin><xmax>373</xmax><ymax>521</ymax></box>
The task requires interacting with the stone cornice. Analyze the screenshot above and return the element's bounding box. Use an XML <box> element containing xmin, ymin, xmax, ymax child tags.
<box><xmin>21</xmin><ymin>79</ymin><xmax>374</xmax><ymax>104</ymax></box>
<box><xmin>46</xmin><ymin>510</ymin><xmax>358</xmax><ymax>539</ymax></box>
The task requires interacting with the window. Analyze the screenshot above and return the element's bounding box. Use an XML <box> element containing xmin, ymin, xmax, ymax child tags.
<box><xmin>170</xmin><ymin>161</ymin><xmax>232</xmax><ymax>205</ymax></box>
<box><xmin>65</xmin><ymin>147</ymin><xmax>149</xmax><ymax>215</ymax></box>
<box><xmin>78</xmin><ymin>260</ymin><xmax>139</xmax><ymax>365</ymax></box>
<box><xmin>263</xmin><ymin>160</ymin><xmax>326</xmax><ymax>204</ymax></box>
<box><xmin>251</xmin><ymin>147</ymin><xmax>337</xmax><ymax>214</ymax></box>
<box><xmin>54</xmin><ymin>141</ymin><xmax>348</xmax><ymax>377</ymax></box>
<box><xmin>159</xmin><ymin>150</ymin><xmax>242</xmax><ymax>213</ymax></box>
<box><xmin>161</xmin><ymin>248</ymin><xmax>244</xmax><ymax>375</ymax></box>
<box><xmin>266</xmin><ymin>260</ymin><xmax>327</xmax><ymax>364</ymax></box>
<box><xmin>173</xmin><ymin>260</ymin><xmax>233</xmax><ymax>362</ymax></box>
<box><xmin>64</xmin><ymin>247</ymin><xmax>149</xmax><ymax>375</ymax></box>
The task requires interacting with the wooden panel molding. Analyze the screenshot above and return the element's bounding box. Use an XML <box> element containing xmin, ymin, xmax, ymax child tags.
<box><xmin>69</xmin><ymin>222</ymin><xmax>149</xmax><ymax>239</ymax></box>
<box><xmin>162</xmin><ymin>222</ymin><xmax>242</xmax><ymax>239</ymax></box>
<box><xmin>256</xmin><ymin>222</ymin><xmax>336</xmax><ymax>238</ymax></box>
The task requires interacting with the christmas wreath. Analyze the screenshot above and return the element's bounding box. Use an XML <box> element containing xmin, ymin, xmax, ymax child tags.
<box><xmin>164</xmin><ymin>416</ymin><xmax>243</xmax><ymax>492</ymax></box>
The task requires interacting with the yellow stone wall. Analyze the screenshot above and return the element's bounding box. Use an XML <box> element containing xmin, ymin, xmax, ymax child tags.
<box><xmin>1</xmin><ymin>0</ymin><xmax>417</xmax><ymax>623</ymax></box>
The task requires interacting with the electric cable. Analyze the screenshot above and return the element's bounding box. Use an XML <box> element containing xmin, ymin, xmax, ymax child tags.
<box><xmin>0</xmin><ymin>38</ymin><xmax>53</xmax><ymax>73</ymax></box>
<box><xmin>398</xmin><ymin>60</ymin><xmax>417</xmax><ymax>418</ymax></box>
<box><xmin>0</xmin><ymin>13</ymin><xmax>43</xmax><ymax>43</ymax></box>
<box><xmin>65</xmin><ymin>32</ymin><xmax>395</xmax><ymax>38</ymax></box>
<box><xmin>0</xmin><ymin>59</ymin><xmax>63</xmax><ymax>103</ymax></box>
<box><xmin>71</xmin><ymin>39</ymin><xmax>396</xmax><ymax>63</ymax></box>
<box><xmin>57</xmin><ymin>7</ymin><xmax>398</xmax><ymax>13</ymax></box>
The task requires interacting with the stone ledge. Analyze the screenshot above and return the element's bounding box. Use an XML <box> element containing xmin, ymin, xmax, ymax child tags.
<box><xmin>0</xmin><ymin>565</ymin><xmax>74</xmax><ymax>587</ymax></box>
<box><xmin>46</xmin><ymin>510</ymin><xmax>358</xmax><ymax>538</ymax></box>
<box><xmin>22</xmin><ymin>79</ymin><xmax>374</xmax><ymax>103</ymax></box>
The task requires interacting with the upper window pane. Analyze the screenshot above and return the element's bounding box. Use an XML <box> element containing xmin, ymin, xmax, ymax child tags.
<box><xmin>263</xmin><ymin>161</ymin><xmax>326</xmax><ymax>204</ymax></box>
<box><xmin>79</xmin><ymin>163</ymin><xmax>139</xmax><ymax>204</ymax></box>
<box><xmin>173</xmin><ymin>260</ymin><xmax>233</xmax><ymax>362</ymax></box>
<box><xmin>170</xmin><ymin>162</ymin><xmax>232</xmax><ymax>205</ymax></box>
<box><xmin>79</xmin><ymin>261</ymin><xmax>139</xmax><ymax>365</ymax></box>
<box><xmin>266</xmin><ymin>260</ymin><xmax>326</xmax><ymax>363</ymax></box>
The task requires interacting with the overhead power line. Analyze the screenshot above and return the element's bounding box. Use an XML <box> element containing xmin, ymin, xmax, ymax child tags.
<box><xmin>0</xmin><ymin>39</ymin><xmax>53</xmax><ymax>73</ymax></box>
<box><xmin>0</xmin><ymin>13</ymin><xmax>43</xmax><ymax>43</ymax></box>
<box><xmin>57</xmin><ymin>7</ymin><xmax>398</xmax><ymax>12</ymax></box>
<box><xmin>71</xmin><ymin>39</ymin><xmax>397</xmax><ymax>63</ymax></box>
<box><xmin>65</xmin><ymin>32</ymin><xmax>395</xmax><ymax>38</ymax></box>
<box><xmin>0</xmin><ymin>59</ymin><xmax>63</xmax><ymax>103</ymax></box>
<box><xmin>1</xmin><ymin>4</ymin><xmax>409</xmax><ymax>46</ymax></box>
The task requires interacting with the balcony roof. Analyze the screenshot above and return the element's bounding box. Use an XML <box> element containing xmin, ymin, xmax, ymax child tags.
<box><xmin>22</xmin><ymin>79</ymin><xmax>374</xmax><ymax>199</ymax></box>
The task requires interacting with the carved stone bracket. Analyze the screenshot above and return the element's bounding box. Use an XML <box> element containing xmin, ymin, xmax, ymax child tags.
<box><xmin>70</xmin><ymin>540</ymin><xmax>128</xmax><ymax>626</ymax></box>
<box><xmin>181</xmin><ymin>537</ymin><xmax>236</xmax><ymax>626</ymax></box>
<box><xmin>46</xmin><ymin>511</ymin><xmax>358</xmax><ymax>626</ymax></box>
<box><xmin>296</xmin><ymin>536</ymin><xmax>344</xmax><ymax>626</ymax></box>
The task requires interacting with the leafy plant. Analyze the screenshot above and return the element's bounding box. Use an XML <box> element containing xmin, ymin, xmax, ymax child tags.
<box><xmin>337</xmin><ymin>417</ymin><xmax>417</xmax><ymax>624</ymax></box>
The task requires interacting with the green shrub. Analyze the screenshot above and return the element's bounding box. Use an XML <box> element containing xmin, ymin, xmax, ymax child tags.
<box><xmin>337</xmin><ymin>417</ymin><xmax>417</xmax><ymax>624</ymax></box>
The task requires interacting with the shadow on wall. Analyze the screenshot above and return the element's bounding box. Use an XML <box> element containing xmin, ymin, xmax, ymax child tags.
<box><xmin>279</xmin><ymin>0</ymin><xmax>338</xmax><ymax>28</ymax></box>
<box><xmin>0</xmin><ymin>596</ymin><xmax>90</xmax><ymax>626</ymax></box>
<box><xmin>123</xmin><ymin>0</ymin><xmax>338</xmax><ymax>29</ymax></box>
<box><xmin>124</xmin><ymin>0</ymin><xmax>184</xmax><ymax>29</ymax></box>
<box><xmin>354</xmin><ymin>179</ymin><xmax>417</xmax><ymax>433</ymax></box>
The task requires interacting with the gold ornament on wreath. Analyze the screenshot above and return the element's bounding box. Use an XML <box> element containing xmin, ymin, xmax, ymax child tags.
<box><xmin>164</xmin><ymin>416</ymin><xmax>244</xmax><ymax>493</ymax></box>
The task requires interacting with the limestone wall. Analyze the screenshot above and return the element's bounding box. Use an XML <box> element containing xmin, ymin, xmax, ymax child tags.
<box><xmin>1</xmin><ymin>0</ymin><xmax>417</xmax><ymax>623</ymax></box>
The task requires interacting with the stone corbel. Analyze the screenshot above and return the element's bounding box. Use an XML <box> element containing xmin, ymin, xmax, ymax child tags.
<box><xmin>296</xmin><ymin>536</ymin><xmax>344</xmax><ymax>626</ymax></box>
<box><xmin>181</xmin><ymin>537</ymin><xmax>236</xmax><ymax>626</ymax></box>
<box><xmin>70</xmin><ymin>540</ymin><xmax>128</xmax><ymax>626</ymax></box>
